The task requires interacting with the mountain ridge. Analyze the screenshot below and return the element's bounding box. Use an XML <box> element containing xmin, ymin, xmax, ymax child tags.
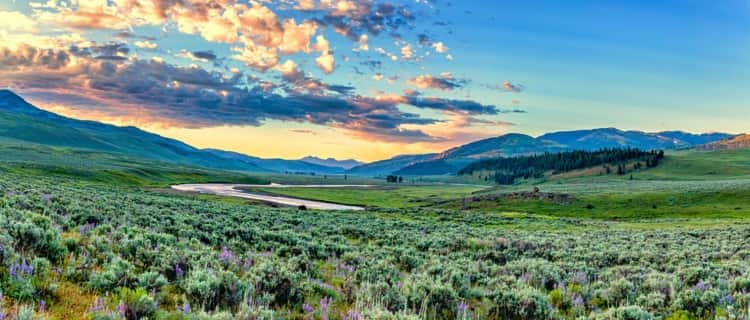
<box><xmin>0</xmin><ymin>90</ymin><xmax>340</xmax><ymax>174</ymax></box>
<box><xmin>0</xmin><ymin>90</ymin><xmax>738</xmax><ymax>177</ymax></box>
<box><xmin>375</xmin><ymin>128</ymin><xmax>735</xmax><ymax>176</ymax></box>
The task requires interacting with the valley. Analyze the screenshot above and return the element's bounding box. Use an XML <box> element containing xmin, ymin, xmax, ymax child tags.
<box><xmin>0</xmin><ymin>92</ymin><xmax>749</xmax><ymax>320</ymax></box>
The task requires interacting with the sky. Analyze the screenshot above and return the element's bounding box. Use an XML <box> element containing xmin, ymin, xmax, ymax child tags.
<box><xmin>0</xmin><ymin>0</ymin><xmax>748</xmax><ymax>161</ymax></box>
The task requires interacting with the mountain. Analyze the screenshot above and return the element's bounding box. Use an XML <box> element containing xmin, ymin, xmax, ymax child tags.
<box><xmin>204</xmin><ymin>149</ymin><xmax>346</xmax><ymax>174</ymax></box>
<box><xmin>299</xmin><ymin>156</ymin><xmax>363</xmax><ymax>169</ymax></box>
<box><xmin>538</xmin><ymin>128</ymin><xmax>734</xmax><ymax>151</ymax></box>
<box><xmin>0</xmin><ymin>90</ymin><xmax>275</xmax><ymax>172</ymax></box>
<box><xmin>347</xmin><ymin>153</ymin><xmax>436</xmax><ymax>176</ymax></box>
<box><xmin>701</xmin><ymin>134</ymin><xmax>750</xmax><ymax>150</ymax></box>
<box><xmin>394</xmin><ymin>134</ymin><xmax>567</xmax><ymax>176</ymax></box>
<box><xmin>1</xmin><ymin>90</ymin><xmax>735</xmax><ymax>177</ymax></box>
<box><xmin>369</xmin><ymin>128</ymin><xmax>733</xmax><ymax>176</ymax></box>
<box><xmin>0</xmin><ymin>90</ymin><xmax>336</xmax><ymax>174</ymax></box>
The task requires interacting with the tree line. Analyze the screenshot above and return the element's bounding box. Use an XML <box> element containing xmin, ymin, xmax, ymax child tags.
<box><xmin>459</xmin><ymin>148</ymin><xmax>665</xmax><ymax>185</ymax></box>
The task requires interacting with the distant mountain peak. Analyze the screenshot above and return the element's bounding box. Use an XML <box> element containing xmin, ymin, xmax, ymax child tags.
<box><xmin>300</xmin><ymin>156</ymin><xmax>363</xmax><ymax>169</ymax></box>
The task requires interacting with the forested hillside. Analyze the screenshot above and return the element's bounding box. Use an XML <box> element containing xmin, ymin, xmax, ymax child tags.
<box><xmin>460</xmin><ymin>148</ymin><xmax>664</xmax><ymax>184</ymax></box>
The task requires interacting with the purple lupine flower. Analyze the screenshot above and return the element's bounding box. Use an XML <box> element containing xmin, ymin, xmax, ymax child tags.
<box><xmin>182</xmin><ymin>302</ymin><xmax>191</xmax><ymax>314</ymax></box>
<box><xmin>79</xmin><ymin>223</ymin><xmax>95</xmax><ymax>236</ymax></box>
<box><xmin>220</xmin><ymin>247</ymin><xmax>234</xmax><ymax>264</ymax></box>
<box><xmin>243</xmin><ymin>257</ymin><xmax>254</xmax><ymax>271</ymax></box>
<box><xmin>572</xmin><ymin>294</ymin><xmax>585</xmax><ymax>307</ymax></box>
<box><xmin>40</xmin><ymin>193</ymin><xmax>53</xmax><ymax>202</ymax></box>
<box><xmin>694</xmin><ymin>281</ymin><xmax>708</xmax><ymax>291</ymax></box>
<box><xmin>9</xmin><ymin>260</ymin><xmax>34</xmax><ymax>279</ymax></box>
<box><xmin>722</xmin><ymin>295</ymin><xmax>734</xmax><ymax>305</ymax></box>
<box><xmin>175</xmin><ymin>264</ymin><xmax>184</xmax><ymax>278</ymax></box>
<box><xmin>556</xmin><ymin>282</ymin><xmax>567</xmax><ymax>290</ymax></box>
<box><xmin>39</xmin><ymin>300</ymin><xmax>46</xmax><ymax>312</ymax></box>
<box><xmin>303</xmin><ymin>304</ymin><xmax>314</xmax><ymax>313</ymax></box>
<box><xmin>346</xmin><ymin>310</ymin><xmax>361</xmax><ymax>320</ymax></box>
<box><xmin>320</xmin><ymin>297</ymin><xmax>333</xmax><ymax>312</ymax></box>
<box><xmin>116</xmin><ymin>302</ymin><xmax>126</xmax><ymax>317</ymax></box>
<box><xmin>20</xmin><ymin>259</ymin><xmax>33</xmax><ymax>275</ymax></box>
<box><xmin>457</xmin><ymin>301</ymin><xmax>469</xmax><ymax>314</ymax></box>
<box><xmin>89</xmin><ymin>297</ymin><xmax>105</xmax><ymax>313</ymax></box>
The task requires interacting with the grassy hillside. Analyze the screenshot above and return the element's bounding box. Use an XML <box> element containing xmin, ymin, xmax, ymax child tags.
<box><xmin>636</xmin><ymin>149</ymin><xmax>750</xmax><ymax>180</ymax></box>
<box><xmin>0</xmin><ymin>142</ymin><xmax>267</xmax><ymax>187</ymax></box>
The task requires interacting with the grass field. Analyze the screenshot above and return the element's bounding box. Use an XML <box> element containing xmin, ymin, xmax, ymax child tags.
<box><xmin>3</xmin><ymin>144</ymin><xmax>750</xmax><ymax>319</ymax></box>
<box><xmin>635</xmin><ymin>148</ymin><xmax>750</xmax><ymax>180</ymax></box>
<box><xmin>246</xmin><ymin>185</ymin><xmax>487</xmax><ymax>208</ymax></box>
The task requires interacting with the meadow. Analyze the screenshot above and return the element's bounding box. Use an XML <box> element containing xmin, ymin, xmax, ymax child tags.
<box><xmin>0</xmin><ymin>148</ymin><xmax>749</xmax><ymax>319</ymax></box>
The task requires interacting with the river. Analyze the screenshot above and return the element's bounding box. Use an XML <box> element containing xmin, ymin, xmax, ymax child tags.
<box><xmin>170</xmin><ymin>183</ymin><xmax>367</xmax><ymax>211</ymax></box>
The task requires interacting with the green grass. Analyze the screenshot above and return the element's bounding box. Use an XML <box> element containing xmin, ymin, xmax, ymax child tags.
<box><xmin>635</xmin><ymin>148</ymin><xmax>750</xmax><ymax>180</ymax></box>
<box><xmin>448</xmin><ymin>187</ymin><xmax>750</xmax><ymax>221</ymax></box>
<box><xmin>247</xmin><ymin>185</ymin><xmax>487</xmax><ymax>208</ymax></box>
<box><xmin>0</xmin><ymin>143</ymin><xmax>268</xmax><ymax>187</ymax></box>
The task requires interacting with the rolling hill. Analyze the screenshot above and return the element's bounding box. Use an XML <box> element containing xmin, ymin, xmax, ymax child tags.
<box><xmin>1</xmin><ymin>90</ymin><xmax>738</xmax><ymax>177</ymax></box>
<box><xmin>701</xmin><ymin>134</ymin><xmax>750</xmax><ymax>150</ymax></box>
<box><xmin>369</xmin><ymin>129</ymin><xmax>734</xmax><ymax>176</ymax></box>
<box><xmin>0</xmin><ymin>90</ymin><xmax>341</xmax><ymax>174</ymax></box>
<box><xmin>346</xmin><ymin>153</ymin><xmax>436</xmax><ymax>176</ymax></box>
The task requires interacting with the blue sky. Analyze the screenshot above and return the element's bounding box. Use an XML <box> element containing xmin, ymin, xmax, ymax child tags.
<box><xmin>0</xmin><ymin>0</ymin><xmax>747</xmax><ymax>160</ymax></box>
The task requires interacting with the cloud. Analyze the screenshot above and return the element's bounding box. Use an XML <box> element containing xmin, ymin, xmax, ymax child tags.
<box><xmin>134</xmin><ymin>41</ymin><xmax>158</xmax><ymax>49</ymax></box>
<box><xmin>313</xmin><ymin>35</ymin><xmax>335</xmax><ymax>73</ymax></box>
<box><xmin>1</xmin><ymin>43</ymin><xmax>512</xmax><ymax>143</ymax></box>
<box><xmin>407</xmin><ymin>73</ymin><xmax>465</xmax><ymax>91</ymax></box>
<box><xmin>0</xmin><ymin>10</ymin><xmax>37</xmax><ymax>32</ymax></box>
<box><xmin>177</xmin><ymin>50</ymin><xmax>218</xmax><ymax>62</ymax></box>
<box><xmin>357</xmin><ymin>34</ymin><xmax>369</xmax><ymax>51</ymax></box>
<box><xmin>290</xmin><ymin>129</ymin><xmax>316</xmax><ymax>135</ymax></box>
<box><xmin>401</xmin><ymin>45</ymin><xmax>414</xmax><ymax>60</ymax></box>
<box><xmin>501</xmin><ymin>81</ymin><xmax>525</xmax><ymax>93</ymax></box>
<box><xmin>432</xmin><ymin>42</ymin><xmax>448</xmax><ymax>53</ymax></box>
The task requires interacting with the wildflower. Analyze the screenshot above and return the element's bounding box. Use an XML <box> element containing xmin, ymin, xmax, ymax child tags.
<box><xmin>303</xmin><ymin>303</ymin><xmax>315</xmax><ymax>320</ymax></box>
<box><xmin>722</xmin><ymin>295</ymin><xmax>734</xmax><ymax>305</ymax></box>
<box><xmin>457</xmin><ymin>301</ymin><xmax>470</xmax><ymax>317</ymax></box>
<box><xmin>182</xmin><ymin>302</ymin><xmax>191</xmax><ymax>314</ymax></box>
<box><xmin>243</xmin><ymin>257</ymin><xmax>254</xmax><ymax>271</ymax></box>
<box><xmin>303</xmin><ymin>303</ymin><xmax>314</xmax><ymax>313</ymax></box>
<box><xmin>694</xmin><ymin>281</ymin><xmax>708</xmax><ymax>291</ymax></box>
<box><xmin>79</xmin><ymin>223</ymin><xmax>95</xmax><ymax>236</ymax></box>
<box><xmin>9</xmin><ymin>259</ymin><xmax>34</xmax><ymax>279</ymax></box>
<box><xmin>320</xmin><ymin>296</ymin><xmax>333</xmax><ymax>312</ymax></box>
<box><xmin>341</xmin><ymin>310</ymin><xmax>360</xmax><ymax>320</ymax></box>
<box><xmin>220</xmin><ymin>247</ymin><xmax>234</xmax><ymax>264</ymax></box>
<box><xmin>116</xmin><ymin>302</ymin><xmax>126</xmax><ymax>317</ymax></box>
<box><xmin>175</xmin><ymin>264</ymin><xmax>184</xmax><ymax>278</ymax></box>
<box><xmin>89</xmin><ymin>297</ymin><xmax>105</xmax><ymax>313</ymax></box>
<box><xmin>39</xmin><ymin>300</ymin><xmax>46</xmax><ymax>312</ymax></box>
<box><xmin>572</xmin><ymin>294</ymin><xmax>585</xmax><ymax>307</ymax></box>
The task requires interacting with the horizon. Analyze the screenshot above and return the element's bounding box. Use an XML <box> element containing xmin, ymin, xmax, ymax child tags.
<box><xmin>1</xmin><ymin>0</ymin><xmax>748</xmax><ymax>161</ymax></box>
